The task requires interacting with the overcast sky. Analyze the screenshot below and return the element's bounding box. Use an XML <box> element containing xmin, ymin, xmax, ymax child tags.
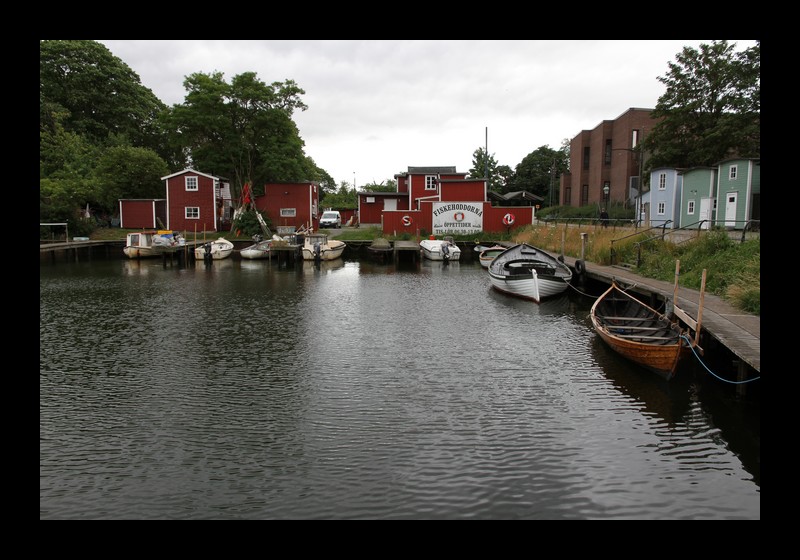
<box><xmin>98</xmin><ymin>40</ymin><xmax>755</xmax><ymax>188</ymax></box>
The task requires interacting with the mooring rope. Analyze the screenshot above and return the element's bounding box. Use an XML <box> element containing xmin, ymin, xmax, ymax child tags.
<box><xmin>680</xmin><ymin>334</ymin><xmax>760</xmax><ymax>384</ymax></box>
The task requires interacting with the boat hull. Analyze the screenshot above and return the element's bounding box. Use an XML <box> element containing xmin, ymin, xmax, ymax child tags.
<box><xmin>194</xmin><ymin>238</ymin><xmax>234</xmax><ymax>260</ymax></box>
<box><xmin>590</xmin><ymin>283</ymin><xmax>689</xmax><ymax>380</ymax></box>
<box><xmin>420</xmin><ymin>240</ymin><xmax>462</xmax><ymax>261</ymax></box>
<box><xmin>478</xmin><ymin>247</ymin><xmax>505</xmax><ymax>268</ymax></box>
<box><xmin>301</xmin><ymin>238</ymin><xmax>346</xmax><ymax>261</ymax></box>
<box><xmin>240</xmin><ymin>241</ymin><xmax>272</xmax><ymax>260</ymax></box>
<box><xmin>487</xmin><ymin>243</ymin><xmax>572</xmax><ymax>302</ymax></box>
<box><xmin>488</xmin><ymin>269</ymin><xmax>569</xmax><ymax>302</ymax></box>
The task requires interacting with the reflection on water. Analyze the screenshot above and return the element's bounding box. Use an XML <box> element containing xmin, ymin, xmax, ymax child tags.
<box><xmin>40</xmin><ymin>257</ymin><xmax>759</xmax><ymax>519</ymax></box>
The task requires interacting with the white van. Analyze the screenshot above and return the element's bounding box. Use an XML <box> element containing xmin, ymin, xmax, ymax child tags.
<box><xmin>319</xmin><ymin>210</ymin><xmax>342</xmax><ymax>228</ymax></box>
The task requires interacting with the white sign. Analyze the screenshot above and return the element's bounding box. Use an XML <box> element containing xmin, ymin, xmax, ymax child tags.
<box><xmin>431</xmin><ymin>202</ymin><xmax>483</xmax><ymax>235</ymax></box>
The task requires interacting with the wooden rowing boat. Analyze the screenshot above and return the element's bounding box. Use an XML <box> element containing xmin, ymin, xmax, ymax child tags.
<box><xmin>590</xmin><ymin>281</ymin><xmax>690</xmax><ymax>380</ymax></box>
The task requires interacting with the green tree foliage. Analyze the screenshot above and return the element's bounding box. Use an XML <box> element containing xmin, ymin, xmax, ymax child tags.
<box><xmin>321</xmin><ymin>181</ymin><xmax>357</xmax><ymax>209</ymax></box>
<box><xmin>93</xmin><ymin>146</ymin><xmax>170</xmax><ymax>210</ymax></box>
<box><xmin>506</xmin><ymin>145</ymin><xmax>569</xmax><ymax>204</ymax></box>
<box><xmin>642</xmin><ymin>40</ymin><xmax>760</xmax><ymax>170</ymax></box>
<box><xmin>362</xmin><ymin>179</ymin><xmax>397</xmax><ymax>192</ymax></box>
<box><xmin>468</xmin><ymin>148</ymin><xmax>501</xmax><ymax>190</ymax></box>
<box><xmin>40</xmin><ymin>40</ymin><xmax>166</xmax><ymax>150</ymax></box>
<box><xmin>40</xmin><ymin>40</ymin><xmax>172</xmax><ymax>223</ymax></box>
<box><xmin>164</xmin><ymin>71</ymin><xmax>312</xmax><ymax>198</ymax></box>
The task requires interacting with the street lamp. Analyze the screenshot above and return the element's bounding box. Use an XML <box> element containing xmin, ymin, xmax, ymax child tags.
<box><xmin>353</xmin><ymin>172</ymin><xmax>356</xmax><ymax>190</ymax></box>
<box><xmin>603</xmin><ymin>184</ymin><xmax>609</xmax><ymax>206</ymax></box>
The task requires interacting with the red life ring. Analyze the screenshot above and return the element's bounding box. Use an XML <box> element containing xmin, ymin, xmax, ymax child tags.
<box><xmin>503</xmin><ymin>213</ymin><xmax>515</xmax><ymax>226</ymax></box>
<box><xmin>402</xmin><ymin>215</ymin><xmax>412</xmax><ymax>227</ymax></box>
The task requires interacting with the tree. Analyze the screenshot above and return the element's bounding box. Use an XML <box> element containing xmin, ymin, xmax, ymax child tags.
<box><xmin>40</xmin><ymin>40</ymin><xmax>166</xmax><ymax>151</ymax></box>
<box><xmin>164</xmin><ymin>71</ymin><xmax>310</xmax><ymax>198</ymax></box>
<box><xmin>93</xmin><ymin>146</ymin><xmax>170</xmax><ymax>210</ymax></box>
<box><xmin>506</xmin><ymin>145</ymin><xmax>569</xmax><ymax>204</ymax></box>
<box><xmin>468</xmin><ymin>148</ymin><xmax>502</xmax><ymax>191</ymax></box>
<box><xmin>642</xmin><ymin>40</ymin><xmax>760</xmax><ymax>171</ymax></box>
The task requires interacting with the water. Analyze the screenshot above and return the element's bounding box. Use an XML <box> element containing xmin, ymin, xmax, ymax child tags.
<box><xmin>40</xmin><ymin>255</ymin><xmax>760</xmax><ymax>519</ymax></box>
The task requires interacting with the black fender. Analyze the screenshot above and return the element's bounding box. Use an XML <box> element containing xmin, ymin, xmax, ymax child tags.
<box><xmin>575</xmin><ymin>259</ymin><xmax>586</xmax><ymax>275</ymax></box>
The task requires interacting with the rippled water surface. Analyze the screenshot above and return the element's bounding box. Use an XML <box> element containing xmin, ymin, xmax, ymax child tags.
<box><xmin>40</xmin><ymin>256</ymin><xmax>759</xmax><ymax>519</ymax></box>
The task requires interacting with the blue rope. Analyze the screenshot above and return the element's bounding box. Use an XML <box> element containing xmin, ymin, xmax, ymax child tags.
<box><xmin>680</xmin><ymin>334</ymin><xmax>760</xmax><ymax>384</ymax></box>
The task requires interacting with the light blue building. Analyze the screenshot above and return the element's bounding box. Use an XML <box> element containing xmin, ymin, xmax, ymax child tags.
<box><xmin>636</xmin><ymin>167</ymin><xmax>683</xmax><ymax>228</ymax></box>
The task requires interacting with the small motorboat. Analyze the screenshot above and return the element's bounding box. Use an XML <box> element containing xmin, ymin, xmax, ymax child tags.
<box><xmin>420</xmin><ymin>236</ymin><xmax>461</xmax><ymax>261</ymax></box>
<box><xmin>195</xmin><ymin>237</ymin><xmax>234</xmax><ymax>261</ymax></box>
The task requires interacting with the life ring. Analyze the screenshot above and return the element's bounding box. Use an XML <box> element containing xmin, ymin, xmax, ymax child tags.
<box><xmin>503</xmin><ymin>213</ymin><xmax>515</xmax><ymax>226</ymax></box>
<box><xmin>575</xmin><ymin>259</ymin><xmax>586</xmax><ymax>275</ymax></box>
<box><xmin>402</xmin><ymin>215</ymin><xmax>412</xmax><ymax>227</ymax></box>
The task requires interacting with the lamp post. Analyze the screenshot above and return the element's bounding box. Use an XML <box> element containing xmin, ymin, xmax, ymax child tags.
<box><xmin>353</xmin><ymin>172</ymin><xmax>356</xmax><ymax>190</ymax></box>
<box><xmin>603</xmin><ymin>184</ymin><xmax>609</xmax><ymax>207</ymax></box>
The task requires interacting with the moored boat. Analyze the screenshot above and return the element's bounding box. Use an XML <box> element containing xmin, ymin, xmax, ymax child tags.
<box><xmin>123</xmin><ymin>230</ymin><xmax>184</xmax><ymax>259</ymax></box>
<box><xmin>420</xmin><ymin>236</ymin><xmax>461</xmax><ymax>261</ymax></box>
<box><xmin>240</xmin><ymin>238</ymin><xmax>273</xmax><ymax>260</ymax></box>
<box><xmin>475</xmin><ymin>244</ymin><xmax>506</xmax><ymax>268</ymax></box>
<box><xmin>590</xmin><ymin>281</ymin><xmax>691</xmax><ymax>380</ymax></box>
<box><xmin>194</xmin><ymin>237</ymin><xmax>234</xmax><ymax>260</ymax></box>
<box><xmin>300</xmin><ymin>232</ymin><xmax>346</xmax><ymax>261</ymax></box>
<box><xmin>487</xmin><ymin>243</ymin><xmax>572</xmax><ymax>302</ymax></box>
<box><xmin>367</xmin><ymin>237</ymin><xmax>393</xmax><ymax>261</ymax></box>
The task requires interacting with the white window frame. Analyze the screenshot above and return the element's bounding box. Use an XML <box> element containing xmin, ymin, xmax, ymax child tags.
<box><xmin>687</xmin><ymin>200</ymin><xmax>695</xmax><ymax>215</ymax></box>
<box><xmin>425</xmin><ymin>175</ymin><xmax>438</xmax><ymax>190</ymax></box>
<box><xmin>186</xmin><ymin>176</ymin><xmax>198</xmax><ymax>191</ymax></box>
<box><xmin>729</xmin><ymin>165</ymin><xmax>737</xmax><ymax>180</ymax></box>
<box><xmin>280</xmin><ymin>208</ymin><xmax>296</xmax><ymax>217</ymax></box>
<box><xmin>657</xmin><ymin>202</ymin><xmax>665</xmax><ymax>215</ymax></box>
<box><xmin>185</xmin><ymin>207</ymin><xmax>200</xmax><ymax>219</ymax></box>
<box><xmin>658</xmin><ymin>173</ymin><xmax>666</xmax><ymax>190</ymax></box>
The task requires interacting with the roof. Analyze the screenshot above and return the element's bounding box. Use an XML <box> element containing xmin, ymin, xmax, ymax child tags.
<box><xmin>487</xmin><ymin>190</ymin><xmax>544</xmax><ymax>204</ymax></box>
<box><xmin>406</xmin><ymin>166</ymin><xmax>458</xmax><ymax>174</ymax></box>
<box><xmin>356</xmin><ymin>190</ymin><xmax>405</xmax><ymax>197</ymax></box>
<box><xmin>160</xmin><ymin>168</ymin><xmax>220</xmax><ymax>181</ymax></box>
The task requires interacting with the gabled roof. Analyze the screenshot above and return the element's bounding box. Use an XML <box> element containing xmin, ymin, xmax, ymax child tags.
<box><xmin>488</xmin><ymin>190</ymin><xmax>544</xmax><ymax>203</ymax></box>
<box><xmin>161</xmin><ymin>168</ymin><xmax>220</xmax><ymax>181</ymax></box>
<box><xmin>407</xmin><ymin>166</ymin><xmax>458</xmax><ymax>174</ymax></box>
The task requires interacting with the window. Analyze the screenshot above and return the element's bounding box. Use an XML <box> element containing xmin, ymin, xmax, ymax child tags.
<box><xmin>425</xmin><ymin>175</ymin><xmax>438</xmax><ymax>190</ymax></box>
<box><xmin>604</xmin><ymin>140</ymin><xmax>612</xmax><ymax>165</ymax></box>
<box><xmin>366</xmin><ymin>196</ymin><xmax>375</xmax><ymax>203</ymax></box>
<box><xmin>688</xmin><ymin>200</ymin><xmax>695</xmax><ymax>214</ymax></box>
<box><xmin>658</xmin><ymin>173</ymin><xmax>666</xmax><ymax>190</ymax></box>
<box><xmin>186</xmin><ymin>176</ymin><xmax>198</xmax><ymax>191</ymax></box>
<box><xmin>185</xmin><ymin>207</ymin><xmax>199</xmax><ymax>219</ymax></box>
<box><xmin>280</xmin><ymin>208</ymin><xmax>296</xmax><ymax>217</ymax></box>
<box><xmin>583</xmin><ymin>147</ymin><xmax>590</xmax><ymax>170</ymax></box>
<box><xmin>657</xmin><ymin>202</ymin><xmax>665</xmax><ymax>215</ymax></box>
<box><xmin>729</xmin><ymin>165</ymin><xmax>737</xmax><ymax>180</ymax></box>
<box><xmin>631</xmin><ymin>129</ymin><xmax>640</xmax><ymax>149</ymax></box>
<box><xmin>564</xmin><ymin>187</ymin><xmax>571</xmax><ymax>205</ymax></box>
<box><xmin>581</xmin><ymin>184</ymin><xmax>589</xmax><ymax>206</ymax></box>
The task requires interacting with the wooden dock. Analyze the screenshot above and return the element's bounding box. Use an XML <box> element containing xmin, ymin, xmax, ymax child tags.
<box><xmin>563</xmin><ymin>255</ymin><xmax>760</xmax><ymax>376</ymax></box>
<box><xmin>393</xmin><ymin>240</ymin><xmax>420</xmax><ymax>263</ymax></box>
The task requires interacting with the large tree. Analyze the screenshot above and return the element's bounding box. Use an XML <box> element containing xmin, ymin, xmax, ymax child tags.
<box><xmin>506</xmin><ymin>145</ymin><xmax>569</xmax><ymax>204</ymax></box>
<box><xmin>468</xmin><ymin>148</ymin><xmax>502</xmax><ymax>191</ymax></box>
<box><xmin>165</xmin><ymin>71</ymin><xmax>314</xmax><ymax>197</ymax></box>
<box><xmin>642</xmin><ymin>40</ymin><xmax>760</xmax><ymax>171</ymax></box>
<box><xmin>40</xmin><ymin>40</ymin><xmax>166</xmax><ymax>151</ymax></box>
<box><xmin>93</xmin><ymin>145</ymin><xmax>170</xmax><ymax>210</ymax></box>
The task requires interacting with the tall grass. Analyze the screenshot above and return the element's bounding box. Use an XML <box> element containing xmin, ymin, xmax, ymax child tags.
<box><xmin>513</xmin><ymin>224</ymin><xmax>760</xmax><ymax>315</ymax></box>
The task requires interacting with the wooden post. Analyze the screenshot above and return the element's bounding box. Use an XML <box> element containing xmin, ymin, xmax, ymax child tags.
<box><xmin>694</xmin><ymin>269</ymin><xmax>707</xmax><ymax>348</ymax></box>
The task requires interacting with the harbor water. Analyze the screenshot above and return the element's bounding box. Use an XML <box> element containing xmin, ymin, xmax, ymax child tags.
<box><xmin>40</xmin><ymin>254</ymin><xmax>760</xmax><ymax>519</ymax></box>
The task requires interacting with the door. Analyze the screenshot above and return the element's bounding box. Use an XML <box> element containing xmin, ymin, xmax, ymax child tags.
<box><xmin>699</xmin><ymin>198</ymin><xmax>711</xmax><ymax>229</ymax></box>
<box><xmin>724</xmin><ymin>192</ymin><xmax>738</xmax><ymax>229</ymax></box>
